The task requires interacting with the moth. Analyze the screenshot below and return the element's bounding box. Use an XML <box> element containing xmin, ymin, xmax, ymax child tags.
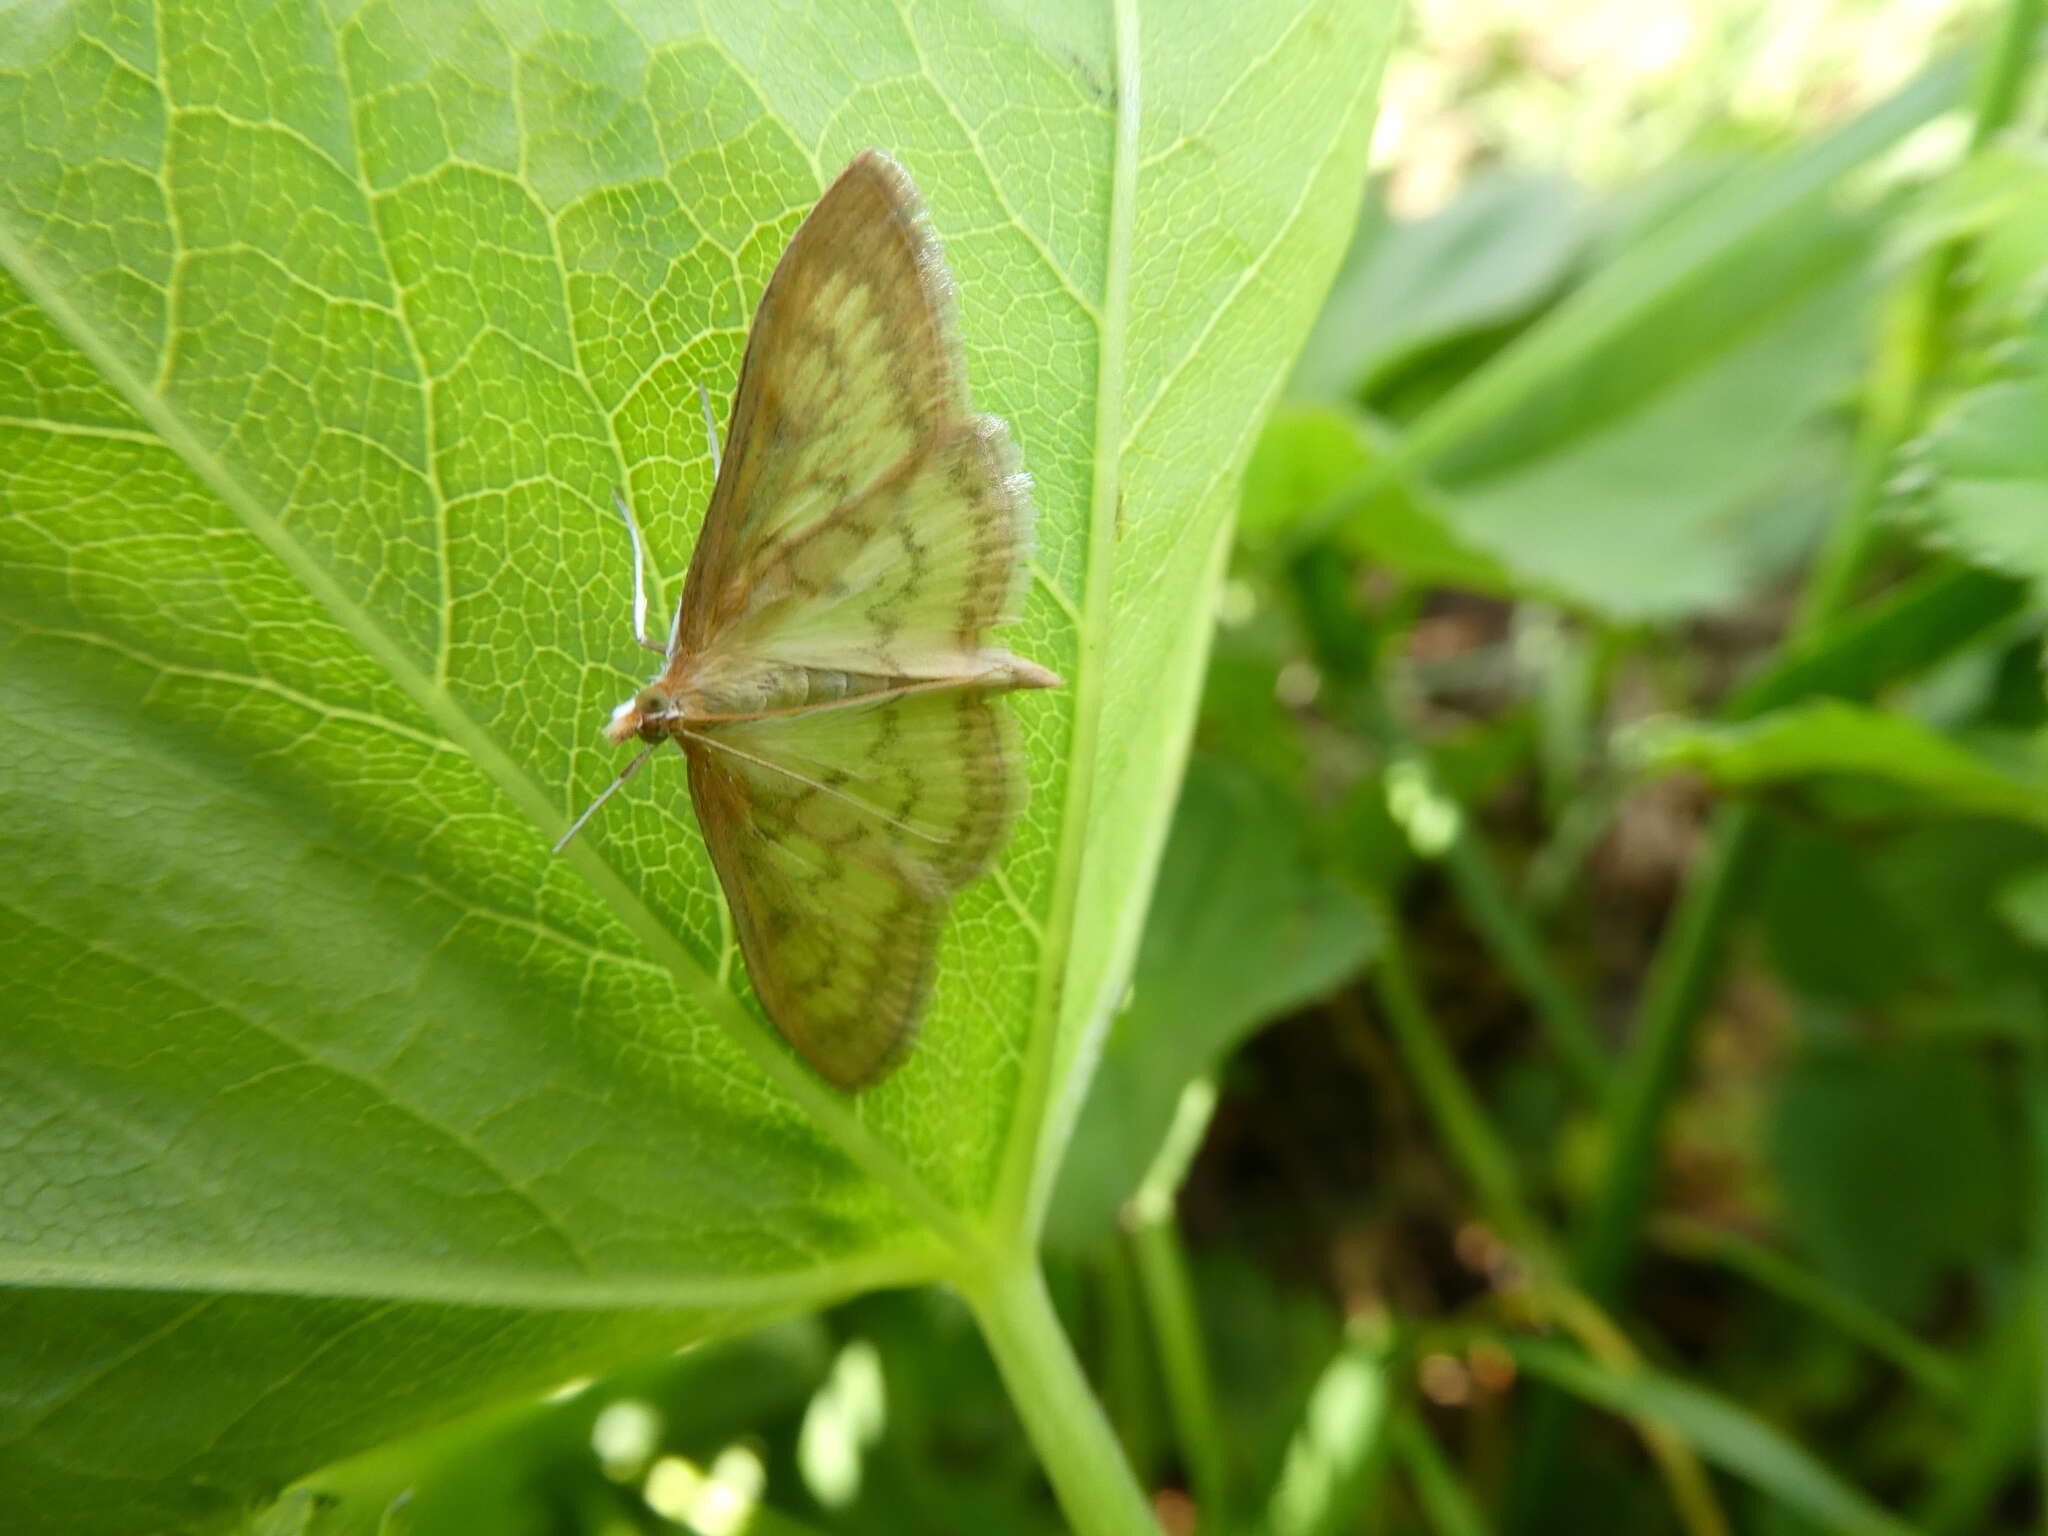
<box><xmin>558</xmin><ymin>150</ymin><xmax>1060</xmax><ymax>1090</ymax></box>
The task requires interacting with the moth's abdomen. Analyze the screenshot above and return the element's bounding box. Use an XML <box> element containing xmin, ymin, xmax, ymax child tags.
<box><xmin>686</xmin><ymin>654</ymin><xmax>903</xmax><ymax>718</ymax></box>
<box><xmin>791</xmin><ymin>668</ymin><xmax>855</xmax><ymax>705</ymax></box>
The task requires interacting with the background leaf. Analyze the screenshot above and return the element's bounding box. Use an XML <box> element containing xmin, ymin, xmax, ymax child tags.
<box><xmin>1915</xmin><ymin>300</ymin><xmax>2048</xmax><ymax>595</ymax></box>
<box><xmin>1286</xmin><ymin>51</ymin><xmax>1966</xmax><ymax>619</ymax></box>
<box><xmin>1049</xmin><ymin>755</ymin><xmax>1379</xmax><ymax>1250</ymax></box>
<box><xmin>1288</xmin><ymin>169</ymin><xmax>1591</xmax><ymax>403</ymax></box>
<box><xmin>1636</xmin><ymin>699</ymin><xmax>2048</xmax><ymax>826</ymax></box>
<box><xmin>1238</xmin><ymin>402</ymin><xmax>1519</xmax><ymax>595</ymax></box>
<box><xmin>1429</xmin><ymin>205</ymin><xmax>1877</xmax><ymax>619</ymax></box>
<box><xmin>1507</xmin><ymin>1341</ymin><xmax>1918</xmax><ymax>1536</ymax></box>
<box><xmin>1769</xmin><ymin>1039</ymin><xmax>2016</xmax><ymax>1320</ymax></box>
<box><xmin>0</xmin><ymin>1</ymin><xmax>1390</xmax><ymax>1528</ymax></box>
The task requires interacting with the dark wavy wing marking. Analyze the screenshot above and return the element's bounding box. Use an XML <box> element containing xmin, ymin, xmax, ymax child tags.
<box><xmin>684</xmin><ymin>686</ymin><xmax>1022</xmax><ymax>1088</ymax></box>
<box><xmin>720</xmin><ymin>413</ymin><xmax>1031</xmax><ymax>679</ymax></box>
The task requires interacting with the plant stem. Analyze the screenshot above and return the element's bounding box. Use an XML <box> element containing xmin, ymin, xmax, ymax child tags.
<box><xmin>2036</xmin><ymin>1057</ymin><xmax>2048</xmax><ymax>1532</ymax></box>
<box><xmin>960</xmin><ymin>1255</ymin><xmax>1160</xmax><ymax>1536</ymax></box>
<box><xmin>1128</xmin><ymin>1214</ymin><xmax>1231</xmax><ymax>1529</ymax></box>
<box><xmin>1652</xmin><ymin>1215</ymin><xmax>1964</xmax><ymax>1401</ymax></box>
<box><xmin>1288</xmin><ymin>547</ymin><xmax>1611</xmax><ymax>1106</ymax></box>
<box><xmin>1440</xmin><ymin>825</ymin><xmax>1612</xmax><ymax>1103</ymax></box>
<box><xmin>2024</xmin><ymin>1030</ymin><xmax>2048</xmax><ymax>1532</ymax></box>
<box><xmin>1510</xmin><ymin>245</ymin><xmax>1863</xmax><ymax>1513</ymax></box>
<box><xmin>1360</xmin><ymin>891</ymin><xmax>1542</xmax><ymax>1255</ymax></box>
<box><xmin>1965</xmin><ymin>0</ymin><xmax>2045</xmax><ymax>152</ymax></box>
<box><xmin>1392</xmin><ymin>1410</ymin><xmax>1495</xmax><ymax>1536</ymax></box>
<box><xmin>1913</xmin><ymin>1281</ymin><xmax>2038</xmax><ymax>1533</ymax></box>
<box><xmin>1125</xmin><ymin>1079</ymin><xmax>1232</xmax><ymax>1529</ymax></box>
<box><xmin>1347</xmin><ymin>911</ymin><xmax>1730</xmax><ymax>1535</ymax></box>
<box><xmin>1267</xmin><ymin>1322</ymin><xmax>1401</xmax><ymax>1536</ymax></box>
<box><xmin>1573</xmin><ymin>802</ymin><xmax>1767</xmax><ymax>1302</ymax></box>
<box><xmin>1563</xmin><ymin>170</ymin><xmax>1929</xmax><ymax>1294</ymax></box>
<box><xmin>1095</xmin><ymin>1245</ymin><xmax>1164</xmax><ymax>1477</ymax></box>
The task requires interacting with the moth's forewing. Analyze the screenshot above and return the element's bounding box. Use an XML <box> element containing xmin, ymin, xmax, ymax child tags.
<box><xmin>676</xmin><ymin>151</ymin><xmax>980</xmax><ymax>655</ymax></box>
<box><xmin>658</xmin><ymin>150</ymin><xmax>1048</xmax><ymax>1089</ymax></box>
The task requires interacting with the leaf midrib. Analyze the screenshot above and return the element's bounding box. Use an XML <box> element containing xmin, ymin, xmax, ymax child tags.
<box><xmin>0</xmin><ymin>1243</ymin><xmax>944</xmax><ymax>1313</ymax></box>
<box><xmin>987</xmin><ymin>0</ymin><xmax>1144</xmax><ymax>1244</ymax></box>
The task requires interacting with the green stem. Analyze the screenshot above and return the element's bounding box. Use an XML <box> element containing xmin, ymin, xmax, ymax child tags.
<box><xmin>1966</xmin><ymin>0</ymin><xmax>2045</xmax><ymax>151</ymax></box>
<box><xmin>1440</xmin><ymin>825</ymin><xmax>1612</xmax><ymax>1103</ymax></box>
<box><xmin>1288</xmin><ymin>547</ymin><xmax>1609</xmax><ymax>1106</ymax></box>
<box><xmin>1651</xmin><ymin>1215</ymin><xmax>1964</xmax><ymax>1401</ymax></box>
<box><xmin>1357</xmin><ymin>891</ymin><xmax>1546</xmax><ymax>1259</ymax></box>
<box><xmin>1123</xmin><ymin>1079</ymin><xmax>1231</xmax><ymax>1529</ymax></box>
<box><xmin>1790</xmin><ymin>351</ymin><xmax>1918</xmax><ymax>641</ymax></box>
<box><xmin>1573</xmin><ymin>802</ymin><xmax>1766</xmax><ymax>1302</ymax></box>
<box><xmin>1354</xmin><ymin>908</ymin><xmax>1735</xmax><ymax>1535</ymax></box>
<box><xmin>1505</xmin><ymin>804</ymin><xmax>1768</xmax><ymax>1528</ymax></box>
<box><xmin>960</xmin><ymin>1256</ymin><xmax>1160</xmax><ymax>1536</ymax></box>
<box><xmin>1095</xmin><ymin>1245</ymin><xmax>1164</xmax><ymax>1478</ymax></box>
<box><xmin>1913</xmin><ymin>1283</ymin><xmax>2039</xmax><ymax>1533</ymax></box>
<box><xmin>1128</xmin><ymin>1213</ymin><xmax>1231</xmax><ymax>1529</ymax></box>
<box><xmin>1267</xmin><ymin>1323</ymin><xmax>1402</xmax><ymax>1536</ymax></box>
<box><xmin>1577</xmin><ymin>0</ymin><xmax>2047</xmax><ymax>1318</ymax></box>
<box><xmin>1392</xmin><ymin>1410</ymin><xmax>1494</xmax><ymax>1536</ymax></box>
<box><xmin>1791</xmin><ymin>229</ymin><xmax>1956</xmax><ymax>639</ymax></box>
<box><xmin>2028</xmin><ymin>1033</ymin><xmax>2048</xmax><ymax>1527</ymax></box>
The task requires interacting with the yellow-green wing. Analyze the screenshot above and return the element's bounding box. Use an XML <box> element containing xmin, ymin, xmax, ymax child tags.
<box><xmin>684</xmin><ymin>686</ymin><xmax>1021</xmax><ymax>1088</ymax></box>
<box><xmin>678</xmin><ymin>150</ymin><xmax>1036</xmax><ymax>680</ymax></box>
<box><xmin>719</xmin><ymin>414</ymin><xmax>1033</xmax><ymax>679</ymax></box>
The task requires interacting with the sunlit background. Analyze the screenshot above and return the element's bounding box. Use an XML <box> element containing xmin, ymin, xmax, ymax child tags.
<box><xmin>1380</xmin><ymin>0</ymin><xmax>1989</xmax><ymax>211</ymax></box>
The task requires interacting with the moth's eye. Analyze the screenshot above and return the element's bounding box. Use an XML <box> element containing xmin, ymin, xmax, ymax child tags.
<box><xmin>635</xmin><ymin>689</ymin><xmax>670</xmax><ymax>717</ymax></box>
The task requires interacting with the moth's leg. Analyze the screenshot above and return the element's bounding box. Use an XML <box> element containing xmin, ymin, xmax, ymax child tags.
<box><xmin>610</xmin><ymin>489</ymin><xmax>668</xmax><ymax>654</ymax></box>
<box><xmin>553</xmin><ymin>743</ymin><xmax>658</xmax><ymax>854</ymax></box>
<box><xmin>698</xmin><ymin>383</ymin><xmax>722</xmax><ymax>476</ymax></box>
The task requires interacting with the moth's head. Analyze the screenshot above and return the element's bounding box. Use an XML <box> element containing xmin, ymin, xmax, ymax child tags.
<box><xmin>605</xmin><ymin>685</ymin><xmax>674</xmax><ymax>745</ymax></box>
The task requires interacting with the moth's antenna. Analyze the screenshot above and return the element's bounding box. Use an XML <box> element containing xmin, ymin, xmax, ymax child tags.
<box><xmin>553</xmin><ymin>744</ymin><xmax>657</xmax><ymax>854</ymax></box>
<box><xmin>698</xmin><ymin>383</ymin><xmax>721</xmax><ymax>476</ymax></box>
<box><xmin>611</xmin><ymin>489</ymin><xmax>666</xmax><ymax>655</ymax></box>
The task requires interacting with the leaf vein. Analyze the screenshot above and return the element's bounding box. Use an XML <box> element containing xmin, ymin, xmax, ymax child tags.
<box><xmin>0</xmin><ymin>154</ymin><xmax>986</xmax><ymax>1268</ymax></box>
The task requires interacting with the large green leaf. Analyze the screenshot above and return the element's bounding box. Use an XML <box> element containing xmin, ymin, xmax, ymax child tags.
<box><xmin>0</xmin><ymin>1</ymin><xmax>1390</xmax><ymax>1528</ymax></box>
